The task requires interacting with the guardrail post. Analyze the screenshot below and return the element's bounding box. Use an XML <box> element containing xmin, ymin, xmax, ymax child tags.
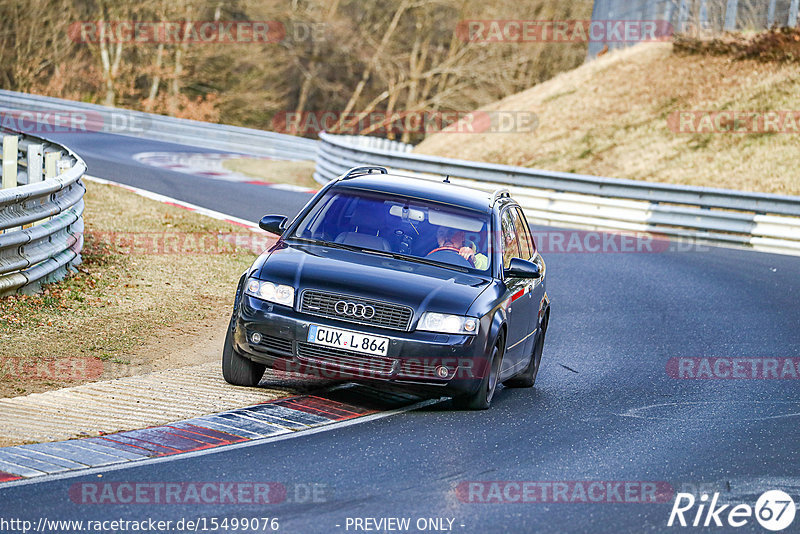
<box><xmin>2</xmin><ymin>135</ymin><xmax>18</xmax><ymax>189</ymax></box>
<box><xmin>44</xmin><ymin>151</ymin><xmax>61</xmax><ymax>179</ymax></box>
<box><xmin>25</xmin><ymin>144</ymin><xmax>43</xmax><ymax>185</ymax></box>
<box><xmin>21</xmin><ymin>144</ymin><xmax>45</xmax><ymax>229</ymax></box>
<box><xmin>57</xmin><ymin>158</ymin><xmax>72</xmax><ymax>175</ymax></box>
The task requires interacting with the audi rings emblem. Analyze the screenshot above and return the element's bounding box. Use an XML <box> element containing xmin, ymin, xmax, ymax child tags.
<box><xmin>334</xmin><ymin>300</ymin><xmax>376</xmax><ymax>319</ymax></box>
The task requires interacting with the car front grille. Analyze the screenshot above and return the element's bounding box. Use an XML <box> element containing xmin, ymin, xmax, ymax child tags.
<box><xmin>300</xmin><ymin>289</ymin><xmax>413</xmax><ymax>331</ymax></box>
<box><xmin>296</xmin><ymin>342</ymin><xmax>398</xmax><ymax>377</ymax></box>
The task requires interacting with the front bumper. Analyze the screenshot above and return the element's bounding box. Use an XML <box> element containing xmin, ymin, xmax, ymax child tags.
<box><xmin>232</xmin><ymin>295</ymin><xmax>490</xmax><ymax>396</ymax></box>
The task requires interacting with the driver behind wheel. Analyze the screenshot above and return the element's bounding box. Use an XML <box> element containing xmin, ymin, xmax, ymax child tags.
<box><xmin>430</xmin><ymin>227</ymin><xmax>475</xmax><ymax>266</ymax></box>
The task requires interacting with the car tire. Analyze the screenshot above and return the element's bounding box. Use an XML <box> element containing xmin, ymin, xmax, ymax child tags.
<box><xmin>222</xmin><ymin>327</ymin><xmax>266</xmax><ymax>387</ymax></box>
<box><xmin>504</xmin><ymin>326</ymin><xmax>545</xmax><ymax>388</ymax></box>
<box><xmin>454</xmin><ymin>333</ymin><xmax>504</xmax><ymax>410</ymax></box>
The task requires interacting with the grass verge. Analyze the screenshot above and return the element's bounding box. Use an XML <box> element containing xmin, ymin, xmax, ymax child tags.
<box><xmin>222</xmin><ymin>158</ymin><xmax>318</xmax><ymax>189</ymax></box>
<box><xmin>0</xmin><ymin>180</ymin><xmax>271</xmax><ymax>398</ymax></box>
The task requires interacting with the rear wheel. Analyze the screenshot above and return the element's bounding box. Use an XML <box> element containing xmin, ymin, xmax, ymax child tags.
<box><xmin>222</xmin><ymin>327</ymin><xmax>266</xmax><ymax>386</ymax></box>
<box><xmin>454</xmin><ymin>333</ymin><xmax>504</xmax><ymax>410</ymax></box>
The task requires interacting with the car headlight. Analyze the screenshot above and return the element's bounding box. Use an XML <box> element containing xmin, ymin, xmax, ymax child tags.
<box><xmin>418</xmin><ymin>312</ymin><xmax>478</xmax><ymax>335</ymax></box>
<box><xmin>245</xmin><ymin>278</ymin><xmax>295</xmax><ymax>307</ymax></box>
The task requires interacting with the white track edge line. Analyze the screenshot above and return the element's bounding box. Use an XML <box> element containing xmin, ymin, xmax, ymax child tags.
<box><xmin>0</xmin><ymin>397</ymin><xmax>445</xmax><ymax>490</ymax></box>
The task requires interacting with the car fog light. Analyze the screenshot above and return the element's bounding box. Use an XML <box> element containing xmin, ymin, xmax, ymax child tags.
<box><xmin>251</xmin><ymin>332</ymin><xmax>262</xmax><ymax>344</ymax></box>
<box><xmin>436</xmin><ymin>365</ymin><xmax>450</xmax><ymax>379</ymax></box>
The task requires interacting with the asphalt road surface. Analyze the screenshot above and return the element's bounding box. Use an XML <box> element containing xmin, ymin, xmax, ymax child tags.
<box><xmin>1</xmin><ymin>129</ymin><xmax>798</xmax><ymax>533</ymax></box>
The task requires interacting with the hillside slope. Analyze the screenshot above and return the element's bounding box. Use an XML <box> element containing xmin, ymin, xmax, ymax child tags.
<box><xmin>415</xmin><ymin>42</ymin><xmax>800</xmax><ymax>195</ymax></box>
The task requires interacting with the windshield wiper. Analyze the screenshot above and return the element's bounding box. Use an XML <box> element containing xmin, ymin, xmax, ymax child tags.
<box><xmin>362</xmin><ymin>249</ymin><xmax>469</xmax><ymax>273</ymax></box>
<box><xmin>288</xmin><ymin>236</ymin><xmax>365</xmax><ymax>253</ymax></box>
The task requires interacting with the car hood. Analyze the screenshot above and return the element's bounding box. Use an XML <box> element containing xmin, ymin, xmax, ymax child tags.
<box><xmin>252</xmin><ymin>242</ymin><xmax>491</xmax><ymax>316</ymax></box>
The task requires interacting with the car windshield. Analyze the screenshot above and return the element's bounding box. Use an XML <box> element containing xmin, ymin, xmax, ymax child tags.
<box><xmin>290</xmin><ymin>188</ymin><xmax>492</xmax><ymax>272</ymax></box>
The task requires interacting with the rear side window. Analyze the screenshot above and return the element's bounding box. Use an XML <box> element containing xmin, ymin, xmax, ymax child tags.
<box><xmin>512</xmin><ymin>207</ymin><xmax>534</xmax><ymax>259</ymax></box>
<box><xmin>500</xmin><ymin>209</ymin><xmax>520</xmax><ymax>269</ymax></box>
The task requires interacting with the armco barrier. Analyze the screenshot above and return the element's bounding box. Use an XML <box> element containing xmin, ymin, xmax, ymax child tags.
<box><xmin>314</xmin><ymin>132</ymin><xmax>800</xmax><ymax>256</ymax></box>
<box><xmin>0</xmin><ymin>130</ymin><xmax>86</xmax><ymax>296</ymax></box>
<box><xmin>0</xmin><ymin>90</ymin><xmax>318</xmax><ymax>162</ymax></box>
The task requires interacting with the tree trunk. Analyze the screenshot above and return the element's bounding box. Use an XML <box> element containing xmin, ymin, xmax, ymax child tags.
<box><xmin>169</xmin><ymin>9</ymin><xmax>192</xmax><ymax>114</ymax></box>
<box><xmin>291</xmin><ymin>0</ymin><xmax>340</xmax><ymax>134</ymax></box>
<box><xmin>335</xmin><ymin>0</ymin><xmax>410</xmax><ymax>132</ymax></box>
<box><xmin>146</xmin><ymin>43</ymin><xmax>164</xmax><ymax>111</ymax></box>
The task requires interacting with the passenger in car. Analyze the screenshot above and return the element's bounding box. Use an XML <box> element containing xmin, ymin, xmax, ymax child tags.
<box><xmin>467</xmin><ymin>240</ymin><xmax>489</xmax><ymax>270</ymax></box>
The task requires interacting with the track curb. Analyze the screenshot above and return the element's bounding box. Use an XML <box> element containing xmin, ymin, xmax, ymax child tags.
<box><xmin>0</xmin><ymin>391</ymin><xmax>436</xmax><ymax>487</ymax></box>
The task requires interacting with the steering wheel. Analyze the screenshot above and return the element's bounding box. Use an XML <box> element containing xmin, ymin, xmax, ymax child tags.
<box><xmin>426</xmin><ymin>246</ymin><xmax>473</xmax><ymax>267</ymax></box>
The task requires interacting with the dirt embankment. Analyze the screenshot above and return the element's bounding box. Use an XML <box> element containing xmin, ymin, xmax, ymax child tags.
<box><xmin>415</xmin><ymin>38</ymin><xmax>800</xmax><ymax>196</ymax></box>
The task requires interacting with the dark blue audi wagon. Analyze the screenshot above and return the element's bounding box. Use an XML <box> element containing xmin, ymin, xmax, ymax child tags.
<box><xmin>223</xmin><ymin>166</ymin><xmax>550</xmax><ymax>409</ymax></box>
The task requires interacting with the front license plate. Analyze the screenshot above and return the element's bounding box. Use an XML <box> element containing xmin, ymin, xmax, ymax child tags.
<box><xmin>307</xmin><ymin>325</ymin><xmax>389</xmax><ymax>356</ymax></box>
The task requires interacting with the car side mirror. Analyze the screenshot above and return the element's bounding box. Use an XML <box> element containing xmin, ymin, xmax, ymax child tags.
<box><xmin>504</xmin><ymin>257</ymin><xmax>541</xmax><ymax>279</ymax></box>
<box><xmin>259</xmin><ymin>215</ymin><xmax>288</xmax><ymax>236</ymax></box>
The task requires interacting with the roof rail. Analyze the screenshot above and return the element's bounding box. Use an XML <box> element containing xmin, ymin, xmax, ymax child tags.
<box><xmin>491</xmin><ymin>188</ymin><xmax>510</xmax><ymax>205</ymax></box>
<box><xmin>340</xmin><ymin>166</ymin><xmax>389</xmax><ymax>180</ymax></box>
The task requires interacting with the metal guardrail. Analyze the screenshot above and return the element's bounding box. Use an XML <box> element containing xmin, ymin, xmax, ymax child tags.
<box><xmin>0</xmin><ymin>90</ymin><xmax>318</xmax><ymax>162</ymax></box>
<box><xmin>0</xmin><ymin>130</ymin><xmax>86</xmax><ymax>296</ymax></box>
<box><xmin>315</xmin><ymin>132</ymin><xmax>800</xmax><ymax>256</ymax></box>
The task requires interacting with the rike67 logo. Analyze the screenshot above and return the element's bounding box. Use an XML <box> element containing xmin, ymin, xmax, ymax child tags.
<box><xmin>668</xmin><ymin>490</ymin><xmax>796</xmax><ymax>531</ymax></box>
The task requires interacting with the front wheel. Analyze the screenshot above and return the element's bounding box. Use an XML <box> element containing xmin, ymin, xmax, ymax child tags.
<box><xmin>504</xmin><ymin>327</ymin><xmax>545</xmax><ymax>388</ymax></box>
<box><xmin>454</xmin><ymin>334</ymin><xmax>504</xmax><ymax>410</ymax></box>
<box><xmin>222</xmin><ymin>327</ymin><xmax>266</xmax><ymax>386</ymax></box>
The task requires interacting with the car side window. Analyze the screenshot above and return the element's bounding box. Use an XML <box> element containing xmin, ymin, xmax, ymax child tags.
<box><xmin>512</xmin><ymin>207</ymin><xmax>534</xmax><ymax>259</ymax></box>
<box><xmin>501</xmin><ymin>209</ymin><xmax>520</xmax><ymax>269</ymax></box>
